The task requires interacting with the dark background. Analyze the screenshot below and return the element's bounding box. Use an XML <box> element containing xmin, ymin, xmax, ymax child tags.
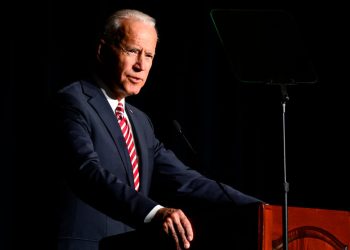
<box><xmin>3</xmin><ymin>0</ymin><xmax>349</xmax><ymax>249</ymax></box>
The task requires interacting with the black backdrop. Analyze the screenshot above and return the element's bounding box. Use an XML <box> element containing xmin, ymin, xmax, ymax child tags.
<box><xmin>3</xmin><ymin>0</ymin><xmax>349</xmax><ymax>249</ymax></box>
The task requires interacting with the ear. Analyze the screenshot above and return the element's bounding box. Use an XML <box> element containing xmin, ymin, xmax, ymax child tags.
<box><xmin>96</xmin><ymin>38</ymin><xmax>108</xmax><ymax>63</ymax></box>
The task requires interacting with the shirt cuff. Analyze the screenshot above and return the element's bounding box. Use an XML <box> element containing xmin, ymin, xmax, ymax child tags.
<box><xmin>144</xmin><ymin>205</ymin><xmax>164</xmax><ymax>223</ymax></box>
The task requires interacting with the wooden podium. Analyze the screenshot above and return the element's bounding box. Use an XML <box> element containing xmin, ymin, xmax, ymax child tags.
<box><xmin>100</xmin><ymin>204</ymin><xmax>350</xmax><ymax>250</ymax></box>
<box><xmin>259</xmin><ymin>204</ymin><xmax>350</xmax><ymax>250</ymax></box>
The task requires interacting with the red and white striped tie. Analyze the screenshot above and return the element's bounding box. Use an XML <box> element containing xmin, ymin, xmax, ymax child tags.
<box><xmin>115</xmin><ymin>102</ymin><xmax>140</xmax><ymax>191</ymax></box>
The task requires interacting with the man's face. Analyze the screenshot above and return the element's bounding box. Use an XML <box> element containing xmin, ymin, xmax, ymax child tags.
<box><xmin>101</xmin><ymin>19</ymin><xmax>158</xmax><ymax>99</ymax></box>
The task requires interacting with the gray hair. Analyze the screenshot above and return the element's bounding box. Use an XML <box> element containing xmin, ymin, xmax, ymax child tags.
<box><xmin>102</xmin><ymin>9</ymin><xmax>158</xmax><ymax>44</ymax></box>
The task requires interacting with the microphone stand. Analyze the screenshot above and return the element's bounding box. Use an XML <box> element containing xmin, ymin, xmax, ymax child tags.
<box><xmin>268</xmin><ymin>80</ymin><xmax>291</xmax><ymax>250</ymax></box>
<box><xmin>280</xmin><ymin>83</ymin><xmax>290</xmax><ymax>250</ymax></box>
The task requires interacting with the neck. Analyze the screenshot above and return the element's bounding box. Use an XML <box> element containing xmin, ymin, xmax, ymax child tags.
<box><xmin>94</xmin><ymin>68</ymin><xmax>124</xmax><ymax>100</ymax></box>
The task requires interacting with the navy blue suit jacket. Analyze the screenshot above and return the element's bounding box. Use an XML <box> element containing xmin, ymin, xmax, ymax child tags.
<box><xmin>54</xmin><ymin>79</ymin><xmax>261</xmax><ymax>250</ymax></box>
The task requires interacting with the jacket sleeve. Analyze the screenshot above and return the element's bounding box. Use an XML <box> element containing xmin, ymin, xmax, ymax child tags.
<box><xmin>135</xmin><ymin>108</ymin><xmax>263</xmax><ymax>208</ymax></box>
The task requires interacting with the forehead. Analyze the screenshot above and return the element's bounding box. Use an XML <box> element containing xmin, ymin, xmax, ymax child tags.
<box><xmin>120</xmin><ymin>19</ymin><xmax>158</xmax><ymax>48</ymax></box>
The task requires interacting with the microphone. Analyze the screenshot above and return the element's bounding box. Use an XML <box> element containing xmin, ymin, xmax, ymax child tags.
<box><xmin>172</xmin><ymin>120</ymin><xmax>197</xmax><ymax>156</ymax></box>
<box><xmin>172</xmin><ymin>119</ymin><xmax>236</xmax><ymax>203</ymax></box>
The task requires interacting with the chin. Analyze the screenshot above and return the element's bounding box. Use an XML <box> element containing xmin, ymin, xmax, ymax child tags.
<box><xmin>128</xmin><ymin>87</ymin><xmax>142</xmax><ymax>96</ymax></box>
<box><xmin>125</xmin><ymin>90</ymin><xmax>139</xmax><ymax>97</ymax></box>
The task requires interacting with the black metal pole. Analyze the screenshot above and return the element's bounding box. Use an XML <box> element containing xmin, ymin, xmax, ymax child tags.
<box><xmin>281</xmin><ymin>84</ymin><xmax>289</xmax><ymax>250</ymax></box>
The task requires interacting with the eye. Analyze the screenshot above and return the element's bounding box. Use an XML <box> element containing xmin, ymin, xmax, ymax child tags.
<box><xmin>145</xmin><ymin>53</ymin><xmax>154</xmax><ymax>59</ymax></box>
<box><xmin>116</xmin><ymin>44</ymin><xmax>138</xmax><ymax>56</ymax></box>
<box><xmin>127</xmin><ymin>48</ymin><xmax>139</xmax><ymax>55</ymax></box>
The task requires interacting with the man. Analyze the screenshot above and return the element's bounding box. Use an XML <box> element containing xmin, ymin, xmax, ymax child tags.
<box><xmin>54</xmin><ymin>9</ymin><xmax>262</xmax><ymax>250</ymax></box>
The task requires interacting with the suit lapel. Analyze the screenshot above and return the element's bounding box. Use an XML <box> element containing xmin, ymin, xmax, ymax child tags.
<box><xmin>82</xmin><ymin>81</ymin><xmax>134</xmax><ymax>186</ymax></box>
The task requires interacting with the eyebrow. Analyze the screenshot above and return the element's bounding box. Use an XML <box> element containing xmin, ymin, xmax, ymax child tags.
<box><xmin>119</xmin><ymin>43</ymin><xmax>155</xmax><ymax>57</ymax></box>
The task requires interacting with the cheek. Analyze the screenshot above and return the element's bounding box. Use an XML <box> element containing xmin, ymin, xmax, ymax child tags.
<box><xmin>143</xmin><ymin>62</ymin><xmax>153</xmax><ymax>75</ymax></box>
<box><xmin>117</xmin><ymin>59</ymin><xmax>128</xmax><ymax>70</ymax></box>
<box><xmin>115</xmin><ymin>61</ymin><xmax>130</xmax><ymax>78</ymax></box>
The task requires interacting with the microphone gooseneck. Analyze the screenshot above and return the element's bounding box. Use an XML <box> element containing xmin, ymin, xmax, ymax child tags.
<box><xmin>172</xmin><ymin>120</ymin><xmax>197</xmax><ymax>155</ymax></box>
<box><xmin>172</xmin><ymin>119</ymin><xmax>235</xmax><ymax>203</ymax></box>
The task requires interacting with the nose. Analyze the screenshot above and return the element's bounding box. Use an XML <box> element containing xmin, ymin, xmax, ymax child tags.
<box><xmin>134</xmin><ymin>54</ymin><xmax>146</xmax><ymax>71</ymax></box>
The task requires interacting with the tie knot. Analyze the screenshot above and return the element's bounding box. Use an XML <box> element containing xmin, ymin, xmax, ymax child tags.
<box><xmin>116</xmin><ymin>102</ymin><xmax>124</xmax><ymax>120</ymax></box>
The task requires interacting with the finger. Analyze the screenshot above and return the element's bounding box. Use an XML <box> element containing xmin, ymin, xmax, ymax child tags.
<box><xmin>166</xmin><ymin>218</ymin><xmax>180</xmax><ymax>249</ymax></box>
<box><xmin>172</xmin><ymin>212</ymin><xmax>192</xmax><ymax>249</ymax></box>
<box><xmin>162</xmin><ymin>222</ymin><xmax>169</xmax><ymax>234</ymax></box>
<box><xmin>180</xmin><ymin>215</ymin><xmax>193</xmax><ymax>242</ymax></box>
<box><xmin>173</xmin><ymin>210</ymin><xmax>193</xmax><ymax>242</ymax></box>
<box><xmin>176</xmin><ymin>225</ymin><xmax>191</xmax><ymax>249</ymax></box>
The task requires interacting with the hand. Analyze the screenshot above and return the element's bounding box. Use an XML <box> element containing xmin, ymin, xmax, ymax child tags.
<box><xmin>153</xmin><ymin>207</ymin><xmax>193</xmax><ymax>249</ymax></box>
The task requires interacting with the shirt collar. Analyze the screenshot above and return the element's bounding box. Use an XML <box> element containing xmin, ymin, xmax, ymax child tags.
<box><xmin>93</xmin><ymin>73</ymin><xmax>125</xmax><ymax>114</ymax></box>
<box><xmin>101</xmin><ymin>88</ymin><xmax>125</xmax><ymax>114</ymax></box>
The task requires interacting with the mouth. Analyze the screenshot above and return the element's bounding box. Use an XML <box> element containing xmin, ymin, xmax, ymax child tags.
<box><xmin>128</xmin><ymin>76</ymin><xmax>143</xmax><ymax>84</ymax></box>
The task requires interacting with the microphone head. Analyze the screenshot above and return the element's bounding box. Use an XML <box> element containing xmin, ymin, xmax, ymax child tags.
<box><xmin>172</xmin><ymin>120</ymin><xmax>182</xmax><ymax>134</ymax></box>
